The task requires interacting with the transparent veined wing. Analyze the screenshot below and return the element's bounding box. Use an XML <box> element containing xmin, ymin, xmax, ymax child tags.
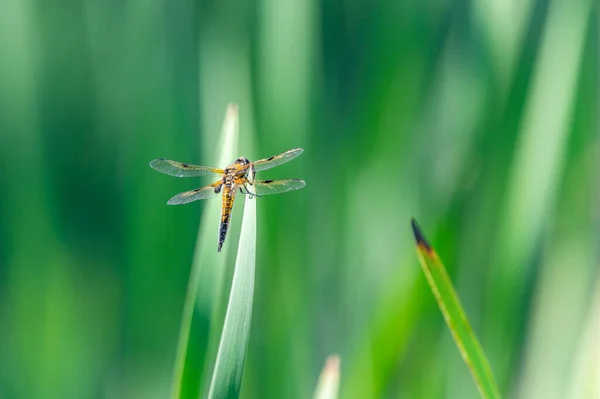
<box><xmin>150</xmin><ymin>158</ymin><xmax>224</xmax><ymax>177</ymax></box>
<box><xmin>239</xmin><ymin>179</ymin><xmax>306</xmax><ymax>196</ymax></box>
<box><xmin>167</xmin><ymin>182</ymin><xmax>222</xmax><ymax>205</ymax></box>
<box><xmin>251</xmin><ymin>148</ymin><xmax>303</xmax><ymax>172</ymax></box>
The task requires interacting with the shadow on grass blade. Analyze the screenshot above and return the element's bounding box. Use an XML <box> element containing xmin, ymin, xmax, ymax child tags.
<box><xmin>411</xmin><ymin>219</ymin><xmax>501</xmax><ymax>399</ymax></box>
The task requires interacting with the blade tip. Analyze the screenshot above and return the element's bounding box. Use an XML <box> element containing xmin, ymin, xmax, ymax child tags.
<box><xmin>226</xmin><ymin>103</ymin><xmax>239</xmax><ymax>117</ymax></box>
<box><xmin>411</xmin><ymin>218</ymin><xmax>432</xmax><ymax>251</ymax></box>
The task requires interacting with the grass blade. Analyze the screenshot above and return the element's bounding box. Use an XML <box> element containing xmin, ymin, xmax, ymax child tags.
<box><xmin>171</xmin><ymin>104</ymin><xmax>239</xmax><ymax>399</ymax></box>
<box><xmin>567</xmin><ymin>274</ymin><xmax>600</xmax><ymax>398</ymax></box>
<box><xmin>410</xmin><ymin>219</ymin><xmax>501</xmax><ymax>399</ymax></box>
<box><xmin>207</xmin><ymin>193</ymin><xmax>256</xmax><ymax>398</ymax></box>
<box><xmin>313</xmin><ymin>355</ymin><xmax>341</xmax><ymax>399</ymax></box>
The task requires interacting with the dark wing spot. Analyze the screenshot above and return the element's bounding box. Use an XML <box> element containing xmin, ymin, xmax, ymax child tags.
<box><xmin>263</xmin><ymin>179</ymin><xmax>273</xmax><ymax>183</ymax></box>
<box><xmin>159</xmin><ymin>157</ymin><xmax>166</xmax><ymax>160</ymax></box>
<box><xmin>214</xmin><ymin>185</ymin><xmax>222</xmax><ymax>194</ymax></box>
<box><xmin>267</xmin><ymin>156</ymin><xmax>275</xmax><ymax>161</ymax></box>
<box><xmin>182</xmin><ymin>163</ymin><xmax>189</xmax><ymax>168</ymax></box>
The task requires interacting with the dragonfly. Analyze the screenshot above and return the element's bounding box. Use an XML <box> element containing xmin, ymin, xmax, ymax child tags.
<box><xmin>150</xmin><ymin>148</ymin><xmax>305</xmax><ymax>252</ymax></box>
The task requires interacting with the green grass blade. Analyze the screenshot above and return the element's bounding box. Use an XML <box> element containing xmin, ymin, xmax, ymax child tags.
<box><xmin>207</xmin><ymin>192</ymin><xmax>256</xmax><ymax>398</ymax></box>
<box><xmin>313</xmin><ymin>355</ymin><xmax>341</xmax><ymax>399</ymax></box>
<box><xmin>410</xmin><ymin>219</ymin><xmax>501</xmax><ymax>399</ymax></box>
<box><xmin>171</xmin><ymin>104</ymin><xmax>239</xmax><ymax>399</ymax></box>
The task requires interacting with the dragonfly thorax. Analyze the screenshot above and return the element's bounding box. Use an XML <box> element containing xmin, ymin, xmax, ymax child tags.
<box><xmin>222</xmin><ymin>157</ymin><xmax>252</xmax><ymax>189</ymax></box>
<box><xmin>224</xmin><ymin>157</ymin><xmax>251</xmax><ymax>176</ymax></box>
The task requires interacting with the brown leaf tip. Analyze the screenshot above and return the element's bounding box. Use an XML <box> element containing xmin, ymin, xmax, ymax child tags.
<box><xmin>411</xmin><ymin>218</ymin><xmax>432</xmax><ymax>251</ymax></box>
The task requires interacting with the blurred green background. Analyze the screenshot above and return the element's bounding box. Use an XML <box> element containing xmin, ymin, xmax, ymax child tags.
<box><xmin>0</xmin><ymin>0</ymin><xmax>598</xmax><ymax>398</ymax></box>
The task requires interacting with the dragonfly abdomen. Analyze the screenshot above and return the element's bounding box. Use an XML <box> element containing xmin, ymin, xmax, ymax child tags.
<box><xmin>217</xmin><ymin>187</ymin><xmax>235</xmax><ymax>252</ymax></box>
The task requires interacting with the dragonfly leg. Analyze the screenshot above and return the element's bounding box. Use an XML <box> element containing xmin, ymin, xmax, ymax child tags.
<box><xmin>238</xmin><ymin>185</ymin><xmax>252</xmax><ymax>198</ymax></box>
<box><xmin>240</xmin><ymin>183</ymin><xmax>261</xmax><ymax>199</ymax></box>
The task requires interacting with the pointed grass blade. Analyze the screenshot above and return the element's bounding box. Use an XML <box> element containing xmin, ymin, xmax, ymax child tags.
<box><xmin>410</xmin><ymin>219</ymin><xmax>501</xmax><ymax>399</ymax></box>
<box><xmin>313</xmin><ymin>355</ymin><xmax>341</xmax><ymax>399</ymax></box>
<box><xmin>171</xmin><ymin>104</ymin><xmax>239</xmax><ymax>399</ymax></box>
<box><xmin>207</xmin><ymin>194</ymin><xmax>256</xmax><ymax>398</ymax></box>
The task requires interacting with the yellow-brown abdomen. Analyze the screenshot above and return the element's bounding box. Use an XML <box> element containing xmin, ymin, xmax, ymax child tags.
<box><xmin>217</xmin><ymin>186</ymin><xmax>235</xmax><ymax>252</ymax></box>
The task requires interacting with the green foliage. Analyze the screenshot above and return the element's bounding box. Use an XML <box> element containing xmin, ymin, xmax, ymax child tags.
<box><xmin>0</xmin><ymin>1</ymin><xmax>597</xmax><ymax>398</ymax></box>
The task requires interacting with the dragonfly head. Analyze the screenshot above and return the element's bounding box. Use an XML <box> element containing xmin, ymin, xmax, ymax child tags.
<box><xmin>228</xmin><ymin>157</ymin><xmax>251</xmax><ymax>176</ymax></box>
<box><xmin>235</xmin><ymin>157</ymin><xmax>250</xmax><ymax>165</ymax></box>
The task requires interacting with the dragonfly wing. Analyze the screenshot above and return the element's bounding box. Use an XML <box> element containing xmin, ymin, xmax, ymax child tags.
<box><xmin>251</xmin><ymin>148</ymin><xmax>303</xmax><ymax>172</ymax></box>
<box><xmin>150</xmin><ymin>158</ymin><xmax>224</xmax><ymax>177</ymax></box>
<box><xmin>167</xmin><ymin>182</ymin><xmax>222</xmax><ymax>205</ymax></box>
<box><xmin>240</xmin><ymin>179</ymin><xmax>306</xmax><ymax>196</ymax></box>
